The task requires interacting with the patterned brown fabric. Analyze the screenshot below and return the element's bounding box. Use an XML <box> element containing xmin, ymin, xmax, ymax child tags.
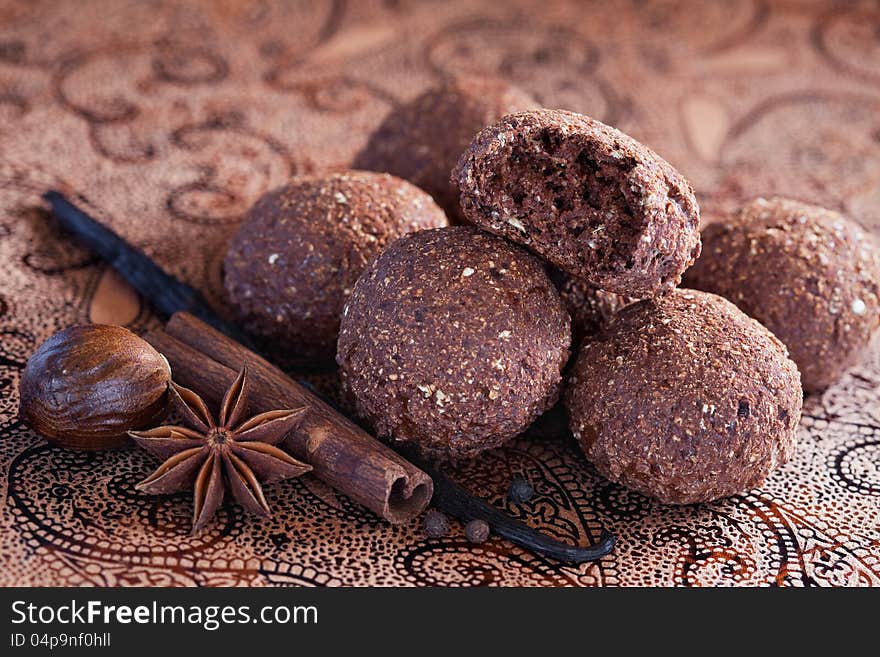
<box><xmin>1</xmin><ymin>0</ymin><xmax>879</xmax><ymax>586</ymax></box>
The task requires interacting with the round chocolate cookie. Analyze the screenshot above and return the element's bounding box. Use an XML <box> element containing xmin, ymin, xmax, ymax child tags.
<box><xmin>354</xmin><ymin>75</ymin><xmax>536</xmax><ymax>222</ymax></box>
<box><xmin>683</xmin><ymin>197</ymin><xmax>880</xmax><ymax>393</ymax></box>
<box><xmin>549</xmin><ymin>267</ymin><xmax>631</xmax><ymax>344</ymax></box>
<box><xmin>565</xmin><ymin>289</ymin><xmax>802</xmax><ymax>504</ymax></box>
<box><xmin>224</xmin><ymin>172</ymin><xmax>448</xmax><ymax>367</ymax></box>
<box><xmin>337</xmin><ymin>226</ymin><xmax>571</xmax><ymax>459</ymax></box>
<box><xmin>453</xmin><ymin>109</ymin><xmax>701</xmax><ymax>298</ymax></box>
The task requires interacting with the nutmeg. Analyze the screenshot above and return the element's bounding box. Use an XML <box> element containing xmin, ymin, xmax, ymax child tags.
<box><xmin>18</xmin><ymin>325</ymin><xmax>172</xmax><ymax>450</ymax></box>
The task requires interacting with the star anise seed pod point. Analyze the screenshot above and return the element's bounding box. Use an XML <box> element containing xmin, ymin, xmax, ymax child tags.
<box><xmin>129</xmin><ymin>365</ymin><xmax>311</xmax><ymax>534</ymax></box>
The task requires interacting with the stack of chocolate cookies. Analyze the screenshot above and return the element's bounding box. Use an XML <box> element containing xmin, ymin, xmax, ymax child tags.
<box><xmin>224</xmin><ymin>77</ymin><xmax>880</xmax><ymax>505</ymax></box>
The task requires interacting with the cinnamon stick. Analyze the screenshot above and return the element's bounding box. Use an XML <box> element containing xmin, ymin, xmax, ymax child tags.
<box><xmin>48</xmin><ymin>191</ymin><xmax>615</xmax><ymax>562</ymax></box>
<box><xmin>146</xmin><ymin>315</ymin><xmax>433</xmax><ymax>524</ymax></box>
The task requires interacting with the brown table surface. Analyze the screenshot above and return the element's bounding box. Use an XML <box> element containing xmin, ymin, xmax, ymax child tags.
<box><xmin>1</xmin><ymin>0</ymin><xmax>879</xmax><ymax>586</ymax></box>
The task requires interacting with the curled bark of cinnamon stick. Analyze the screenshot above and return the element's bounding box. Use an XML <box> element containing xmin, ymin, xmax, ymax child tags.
<box><xmin>146</xmin><ymin>315</ymin><xmax>433</xmax><ymax>524</ymax></box>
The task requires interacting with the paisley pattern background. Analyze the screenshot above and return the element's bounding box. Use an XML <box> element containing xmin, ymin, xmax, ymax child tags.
<box><xmin>1</xmin><ymin>0</ymin><xmax>879</xmax><ymax>586</ymax></box>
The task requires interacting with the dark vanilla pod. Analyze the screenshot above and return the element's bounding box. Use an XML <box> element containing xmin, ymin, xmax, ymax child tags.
<box><xmin>421</xmin><ymin>453</ymin><xmax>615</xmax><ymax>562</ymax></box>
<box><xmin>42</xmin><ymin>191</ymin><xmax>251</xmax><ymax>346</ymax></box>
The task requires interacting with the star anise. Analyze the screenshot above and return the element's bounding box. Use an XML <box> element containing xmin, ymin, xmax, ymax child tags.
<box><xmin>129</xmin><ymin>366</ymin><xmax>311</xmax><ymax>533</ymax></box>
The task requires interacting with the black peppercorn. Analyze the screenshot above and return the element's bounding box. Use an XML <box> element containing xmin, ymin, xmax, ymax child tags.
<box><xmin>465</xmin><ymin>519</ymin><xmax>490</xmax><ymax>544</ymax></box>
<box><xmin>423</xmin><ymin>509</ymin><xmax>451</xmax><ymax>538</ymax></box>
<box><xmin>507</xmin><ymin>475</ymin><xmax>534</xmax><ymax>503</ymax></box>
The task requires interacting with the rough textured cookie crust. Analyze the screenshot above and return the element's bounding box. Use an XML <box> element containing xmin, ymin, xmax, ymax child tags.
<box><xmin>683</xmin><ymin>197</ymin><xmax>880</xmax><ymax>393</ymax></box>
<box><xmin>224</xmin><ymin>171</ymin><xmax>448</xmax><ymax>367</ymax></box>
<box><xmin>548</xmin><ymin>267</ymin><xmax>632</xmax><ymax>345</ymax></box>
<box><xmin>354</xmin><ymin>75</ymin><xmax>536</xmax><ymax>223</ymax></box>
<box><xmin>453</xmin><ymin>109</ymin><xmax>701</xmax><ymax>297</ymax></box>
<box><xmin>565</xmin><ymin>289</ymin><xmax>802</xmax><ymax>504</ymax></box>
<box><xmin>337</xmin><ymin>225</ymin><xmax>571</xmax><ymax>459</ymax></box>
